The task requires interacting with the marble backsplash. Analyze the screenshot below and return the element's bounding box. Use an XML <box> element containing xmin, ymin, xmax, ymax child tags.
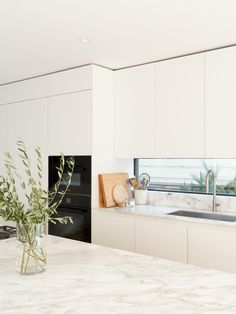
<box><xmin>147</xmin><ymin>190</ymin><xmax>236</xmax><ymax>213</ymax></box>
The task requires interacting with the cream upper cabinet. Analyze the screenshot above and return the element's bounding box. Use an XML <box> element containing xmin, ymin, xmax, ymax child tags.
<box><xmin>0</xmin><ymin>105</ymin><xmax>8</xmax><ymax>175</ymax></box>
<box><xmin>114</xmin><ymin>64</ymin><xmax>156</xmax><ymax>158</ymax></box>
<box><xmin>156</xmin><ymin>54</ymin><xmax>205</xmax><ymax>158</ymax></box>
<box><xmin>205</xmin><ymin>47</ymin><xmax>236</xmax><ymax>157</ymax></box>
<box><xmin>8</xmin><ymin>98</ymin><xmax>47</xmax><ymax>188</ymax></box>
<box><xmin>47</xmin><ymin>90</ymin><xmax>92</xmax><ymax>156</ymax></box>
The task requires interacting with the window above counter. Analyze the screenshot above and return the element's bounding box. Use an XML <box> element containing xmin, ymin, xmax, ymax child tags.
<box><xmin>135</xmin><ymin>159</ymin><xmax>236</xmax><ymax>197</ymax></box>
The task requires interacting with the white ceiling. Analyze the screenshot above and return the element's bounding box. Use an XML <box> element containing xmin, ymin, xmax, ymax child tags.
<box><xmin>1</xmin><ymin>0</ymin><xmax>236</xmax><ymax>84</ymax></box>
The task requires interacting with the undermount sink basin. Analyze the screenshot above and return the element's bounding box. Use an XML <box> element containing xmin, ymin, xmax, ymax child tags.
<box><xmin>168</xmin><ymin>210</ymin><xmax>236</xmax><ymax>222</ymax></box>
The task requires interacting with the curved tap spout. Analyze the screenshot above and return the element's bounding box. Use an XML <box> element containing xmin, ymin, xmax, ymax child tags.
<box><xmin>205</xmin><ymin>169</ymin><xmax>219</xmax><ymax>212</ymax></box>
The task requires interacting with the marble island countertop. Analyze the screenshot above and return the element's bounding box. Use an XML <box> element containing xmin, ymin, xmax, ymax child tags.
<box><xmin>1</xmin><ymin>236</ymin><xmax>236</xmax><ymax>314</ymax></box>
<box><xmin>94</xmin><ymin>204</ymin><xmax>236</xmax><ymax>228</ymax></box>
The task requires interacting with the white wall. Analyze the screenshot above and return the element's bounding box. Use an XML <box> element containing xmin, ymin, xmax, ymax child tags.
<box><xmin>91</xmin><ymin>66</ymin><xmax>133</xmax><ymax>208</ymax></box>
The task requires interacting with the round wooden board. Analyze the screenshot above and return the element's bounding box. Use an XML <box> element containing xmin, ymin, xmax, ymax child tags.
<box><xmin>112</xmin><ymin>184</ymin><xmax>128</xmax><ymax>207</ymax></box>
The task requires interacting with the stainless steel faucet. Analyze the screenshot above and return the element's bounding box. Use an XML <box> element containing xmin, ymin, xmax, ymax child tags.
<box><xmin>205</xmin><ymin>169</ymin><xmax>220</xmax><ymax>212</ymax></box>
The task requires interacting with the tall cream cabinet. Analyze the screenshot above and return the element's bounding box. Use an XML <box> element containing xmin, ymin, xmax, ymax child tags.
<box><xmin>0</xmin><ymin>65</ymin><xmax>93</xmax><ymax>173</ymax></box>
<box><xmin>47</xmin><ymin>91</ymin><xmax>92</xmax><ymax>156</ymax></box>
<box><xmin>114</xmin><ymin>64</ymin><xmax>156</xmax><ymax>158</ymax></box>
<box><xmin>156</xmin><ymin>54</ymin><xmax>205</xmax><ymax>158</ymax></box>
<box><xmin>0</xmin><ymin>65</ymin><xmax>132</xmax><ymax>209</ymax></box>
<box><xmin>0</xmin><ymin>93</ymin><xmax>92</xmax><ymax>189</ymax></box>
<box><xmin>8</xmin><ymin>99</ymin><xmax>48</xmax><ymax>187</ymax></box>
<box><xmin>205</xmin><ymin>46</ymin><xmax>236</xmax><ymax>157</ymax></box>
<box><xmin>0</xmin><ymin>66</ymin><xmax>92</xmax><ymax>105</ymax></box>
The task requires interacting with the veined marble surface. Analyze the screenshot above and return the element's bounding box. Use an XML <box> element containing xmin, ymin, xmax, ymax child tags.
<box><xmin>147</xmin><ymin>190</ymin><xmax>236</xmax><ymax>213</ymax></box>
<box><xmin>95</xmin><ymin>205</ymin><xmax>236</xmax><ymax>228</ymax></box>
<box><xmin>1</xmin><ymin>236</ymin><xmax>236</xmax><ymax>314</ymax></box>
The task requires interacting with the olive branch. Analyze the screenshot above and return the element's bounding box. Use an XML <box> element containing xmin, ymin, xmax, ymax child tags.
<box><xmin>0</xmin><ymin>140</ymin><xmax>75</xmax><ymax>225</ymax></box>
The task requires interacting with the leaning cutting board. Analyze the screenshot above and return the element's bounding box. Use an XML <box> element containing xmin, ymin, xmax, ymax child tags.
<box><xmin>99</xmin><ymin>173</ymin><xmax>132</xmax><ymax>208</ymax></box>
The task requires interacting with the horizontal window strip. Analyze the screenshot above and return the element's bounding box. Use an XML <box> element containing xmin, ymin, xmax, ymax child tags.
<box><xmin>137</xmin><ymin>159</ymin><xmax>236</xmax><ymax>196</ymax></box>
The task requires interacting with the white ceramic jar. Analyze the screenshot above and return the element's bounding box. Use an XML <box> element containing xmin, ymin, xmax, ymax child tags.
<box><xmin>134</xmin><ymin>190</ymin><xmax>148</xmax><ymax>205</ymax></box>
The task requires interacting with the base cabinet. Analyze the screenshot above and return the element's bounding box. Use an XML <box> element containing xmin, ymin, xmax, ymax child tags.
<box><xmin>92</xmin><ymin>210</ymin><xmax>236</xmax><ymax>274</ymax></box>
<box><xmin>92</xmin><ymin>211</ymin><xmax>135</xmax><ymax>252</ymax></box>
<box><xmin>188</xmin><ymin>224</ymin><xmax>236</xmax><ymax>273</ymax></box>
<box><xmin>92</xmin><ymin>211</ymin><xmax>187</xmax><ymax>263</ymax></box>
<box><xmin>136</xmin><ymin>218</ymin><xmax>187</xmax><ymax>263</ymax></box>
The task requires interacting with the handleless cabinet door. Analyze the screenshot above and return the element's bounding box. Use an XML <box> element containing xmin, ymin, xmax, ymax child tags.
<box><xmin>188</xmin><ymin>224</ymin><xmax>236</xmax><ymax>273</ymax></box>
<box><xmin>8</xmin><ymin>98</ymin><xmax>47</xmax><ymax>189</ymax></box>
<box><xmin>156</xmin><ymin>54</ymin><xmax>205</xmax><ymax>158</ymax></box>
<box><xmin>114</xmin><ymin>64</ymin><xmax>156</xmax><ymax>158</ymax></box>
<box><xmin>92</xmin><ymin>211</ymin><xmax>136</xmax><ymax>252</ymax></box>
<box><xmin>136</xmin><ymin>217</ymin><xmax>187</xmax><ymax>263</ymax></box>
<box><xmin>47</xmin><ymin>91</ymin><xmax>92</xmax><ymax>156</ymax></box>
<box><xmin>205</xmin><ymin>46</ymin><xmax>236</xmax><ymax>157</ymax></box>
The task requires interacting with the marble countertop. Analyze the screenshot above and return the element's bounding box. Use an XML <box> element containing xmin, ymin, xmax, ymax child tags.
<box><xmin>1</xmin><ymin>236</ymin><xmax>236</xmax><ymax>314</ymax></box>
<box><xmin>94</xmin><ymin>205</ymin><xmax>236</xmax><ymax>228</ymax></box>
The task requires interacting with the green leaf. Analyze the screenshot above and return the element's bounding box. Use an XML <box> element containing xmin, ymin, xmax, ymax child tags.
<box><xmin>0</xmin><ymin>141</ymin><xmax>75</xmax><ymax>225</ymax></box>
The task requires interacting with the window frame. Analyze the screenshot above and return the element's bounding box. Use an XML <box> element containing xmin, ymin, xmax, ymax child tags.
<box><xmin>134</xmin><ymin>159</ymin><xmax>236</xmax><ymax>197</ymax></box>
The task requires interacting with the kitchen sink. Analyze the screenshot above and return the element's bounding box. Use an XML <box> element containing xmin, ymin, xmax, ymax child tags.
<box><xmin>168</xmin><ymin>210</ymin><xmax>236</xmax><ymax>222</ymax></box>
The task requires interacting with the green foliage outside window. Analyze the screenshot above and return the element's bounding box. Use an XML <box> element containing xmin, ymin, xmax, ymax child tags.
<box><xmin>180</xmin><ymin>161</ymin><xmax>236</xmax><ymax>195</ymax></box>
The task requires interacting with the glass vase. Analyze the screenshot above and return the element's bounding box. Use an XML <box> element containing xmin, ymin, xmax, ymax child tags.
<box><xmin>16</xmin><ymin>222</ymin><xmax>47</xmax><ymax>275</ymax></box>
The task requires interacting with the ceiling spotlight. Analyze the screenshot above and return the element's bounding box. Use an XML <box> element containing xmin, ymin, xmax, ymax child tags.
<box><xmin>78</xmin><ymin>38</ymin><xmax>92</xmax><ymax>44</ymax></box>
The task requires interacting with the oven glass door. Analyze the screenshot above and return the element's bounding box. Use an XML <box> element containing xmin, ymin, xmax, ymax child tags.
<box><xmin>49</xmin><ymin>207</ymin><xmax>91</xmax><ymax>243</ymax></box>
<box><xmin>49</xmin><ymin>156</ymin><xmax>91</xmax><ymax>195</ymax></box>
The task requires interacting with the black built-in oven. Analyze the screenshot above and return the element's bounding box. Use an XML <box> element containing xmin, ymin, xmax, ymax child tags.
<box><xmin>48</xmin><ymin>156</ymin><xmax>91</xmax><ymax>243</ymax></box>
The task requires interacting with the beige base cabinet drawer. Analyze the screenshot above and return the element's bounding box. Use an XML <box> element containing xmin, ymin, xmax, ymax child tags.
<box><xmin>92</xmin><ymin>211</ymin><xmax>135</xmax><ymax>252</ymax></box>
<box><xmin>188</xmin><ymin>224</ymin><xmax>236</xmax><ymax>273</ymax></box>
<box><xmin>136</xmin><ymin>218</ymin><xmax>187</xmax><ymax>263</ymax></box>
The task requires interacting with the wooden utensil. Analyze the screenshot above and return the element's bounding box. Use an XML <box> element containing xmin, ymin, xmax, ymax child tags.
<box><xmin>128</xmin><ymin>177</ymin><xmax>140</xmax><ymax>190</ymax></box>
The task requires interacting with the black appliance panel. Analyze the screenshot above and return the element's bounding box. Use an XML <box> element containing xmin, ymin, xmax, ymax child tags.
<box><xmin>49</xmin><ymin>207</ymin><xmax>91</xmax><ymax>242</ymax></box>
<box><xmin>48</xmin><ymin>156</ymin><xmax>91</xmax><ymax>209</ymax></box>
<box><xmin>48</xmin><ymin>155</ymin><xmax>91</xmax><ymax>243</ymax></box>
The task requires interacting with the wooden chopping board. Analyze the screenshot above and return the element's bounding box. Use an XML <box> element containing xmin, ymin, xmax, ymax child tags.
<box><xmin>113</xmin><ymin>184</ymin><xmax>129</xmax><ymax>207</ymax></box>
<box><xmin>99</xmin><ymin>173</ymin><xmax>132</xmax><ymax>208</ymax></box>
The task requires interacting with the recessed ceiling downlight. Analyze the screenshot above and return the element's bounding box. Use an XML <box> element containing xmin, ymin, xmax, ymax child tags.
<box><xmin>78</xmin><ymin>37</ymin><xmax>92</xmax><ymax>44</ymax></box>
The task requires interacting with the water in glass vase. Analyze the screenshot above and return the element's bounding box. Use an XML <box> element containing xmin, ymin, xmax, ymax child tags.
<box><xmin>16</xmin><ymin>223</ymin><xmax>47</xmax><ymax>275</ymax></box>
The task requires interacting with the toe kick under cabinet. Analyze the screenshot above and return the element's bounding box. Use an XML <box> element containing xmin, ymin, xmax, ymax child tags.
<box><xmin>92</xmin><ymin>210</ymin><xmax>236</xmax><ymax>273</ymax></box>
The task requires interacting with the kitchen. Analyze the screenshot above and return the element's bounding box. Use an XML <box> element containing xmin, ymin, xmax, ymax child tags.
<box><xmin>1</xmin><ymin>1</ymin><xmax>236</xmax><ymax>313</ymax></box>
